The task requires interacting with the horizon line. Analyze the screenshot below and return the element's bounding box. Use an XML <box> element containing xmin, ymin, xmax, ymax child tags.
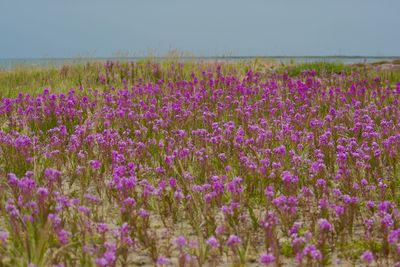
<box><xmin>1</xmin><ymin>55</ymin><xmax>400</xmax><ymax>61</ymax></box>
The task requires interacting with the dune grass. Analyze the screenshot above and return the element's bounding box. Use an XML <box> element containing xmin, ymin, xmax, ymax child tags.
<box><xmin>280</xmin><ymin>61</ymin><xmax>354</xmax><ymax>76</ymax></box>
<box><xmin>1</xmin><ymin>58</ymin><xmax>399</xmax><ymax>99</ymax></box>
<box><xmin>0</xmin><ymin>59</ymin><xmax>260</xmax><ymax>98</ymax></box>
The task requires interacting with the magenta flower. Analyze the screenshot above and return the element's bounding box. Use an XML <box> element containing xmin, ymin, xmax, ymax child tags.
<box><xmin>226</xmin><ymin>234</ymin><xmax>241</xmax><ymax>247</ymax></box>
<box><xmin>174</xmin><ymin>235</ymin><xmax>187</xmax><ymax>248</ymax></box>
<box><xmin>95</xmin><ymin>257</ymin><xmax>108</xmax><ymax>267</ymax></box>
<box><xmin>44</xmin><ymin>168</ymin><xmax>61</xmax><ymax>183</ymax></box>
<box><xmin>156</xmin><ymin>256</ymin><xmax>170</xmax><ymax>266</ymax></box>
<box><xmin>89</xmin><ymin>160</ymin><xmax>102</xmax><ymax>170</ymax></box>
<box><xmin>259</xmin><ymin>252</ymin><xmax>275</xmax><ymax>265</ymax></box>
<box><xmin>318</xmin><ymin>218</ymin><xmax>333</xmax><ymax>232</ymax></box>
<box><xmin>0</xmin><ymin>231</ymin><xmax>9</xmax><ymax>245</ymax></box>
<box><xmin>361</xmin><ymin>250</ymin><xmax>374</xmax><ymax>264</ymax></box>
<box><xmin>206</xmin><ymin>236</ymin><xmax>220</xmax><ymax>248</ymax></box>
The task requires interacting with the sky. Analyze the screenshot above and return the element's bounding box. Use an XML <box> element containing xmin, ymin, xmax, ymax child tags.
<box><xmin>0</xmin><ymin>0</ymin><xmax>399</xmax><ymax>58</ymax></box>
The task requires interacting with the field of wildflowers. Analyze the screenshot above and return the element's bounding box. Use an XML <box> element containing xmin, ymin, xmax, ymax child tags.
<box><xmin>0</xmin><ymin>60</ymin><xmax>400</xmax><ymax>266</ymax></box>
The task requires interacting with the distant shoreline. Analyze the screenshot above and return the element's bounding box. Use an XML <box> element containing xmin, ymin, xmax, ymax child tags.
<box><xmin>2</xmin><ymin>55</ymin><xmax>400</xmax><ymax>60</ymax></box>
<box><xmin>1</xmin><ymin>56</ymin><xmax>400</xmax><ymax>70</ymax></box>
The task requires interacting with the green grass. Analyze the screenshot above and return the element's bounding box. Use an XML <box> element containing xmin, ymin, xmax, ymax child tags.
<box><xmin>279</xmin><ymin>61</ymin><xmax>354</xmax><ymax>76</ymax></box>
<box><xmin>1</xmin><ymin>58</ymin><xmax>399</xmax><ymax>98</ymax></box>
<box><xmin>378</xmin><ymin>69</ymin><xmax>400</xmax><ymax>84</ymax></box>
<box><xmin>0</xmin><ymin>59</ymin><xmax>262</xmax><ymax>98</ymax></box>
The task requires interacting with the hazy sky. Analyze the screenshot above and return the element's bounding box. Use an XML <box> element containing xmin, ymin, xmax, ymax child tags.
<box><xmin>1</xmin><ymin>0</ymin><xmax>399</xmax><ymax>58</ymax></box>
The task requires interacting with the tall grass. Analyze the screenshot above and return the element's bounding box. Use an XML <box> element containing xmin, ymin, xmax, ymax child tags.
<box><xmin>279</xmin><ymin>61</ymin><xmax>354</xmax><ymax>76</ymax></box>
<box><xmin>1</xmin><ymin>58</ymin><xmax>399</xmax><ymax>97</ymax></box>
<box><xmin>0</xmin><ymin>59</ymin><xmax>267</xmax><ymax>98</ymax></box>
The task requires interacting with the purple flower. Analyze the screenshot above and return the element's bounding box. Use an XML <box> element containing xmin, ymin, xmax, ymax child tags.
<box><xmin>303</xmin><ymin>244</ymin><xmax>322</xmax><ymax>261</ymax></box>
<box><xmin>78</xmin><ymin>205</ymin><xmax>90</xmax><ymax>215</ymax></box>
<box><xmin>381</xmin><ymin>213</ymin><xmax>394</xmax><ymax>228</ymax></box>
<box><xmin>226</xmin><ymin>234</ymin><xmax>241</xmax><ymax>247</ymax></box>
<box><xmin>37</xmin><ymin>187</ymin><xmax>49</xmax><ymax>199</ymax></box>
<box><xmin>89</xmin><ymin>160</ymin><xmax>102</xmax><ymax>170</ymax></box>
<box><xmin>103</xmin><ymin>251</ymin><xmax>116</xmax><ymax>263</ymax></box>
<box><xmin>95</xmin><ymin>257</ymin><xmax>108</xmax><ymax>267</ymax></box>
<box><xmin>361</xmin><ymin>250</ymin><xmax>374</xmax><ymax>264</ymax></box>
<box><xmin>7</xmin><ymin>173</ymin><xmax>18</xmax><ymax>186</ymax></box>
<box><xmin>44</xmin><ymin>168</ymin><xmax>61</xmax><ymax>183</ymax></box>
<box><xmin>318</xmin><ymin>218</ymin><xmax>332</xmax><ymax>232</ymax></box>
<box><xmin>206</xmin><ymin>236</ymin><xmax>220</xmax><ymax>248</ymax></box>
<box><xmin>57</xmin><ymin>229</ymin><xmax>70</xmax><ymax>245</ymax></box>
<box><xmin>259</xmin><ymin>252</ymin><xmax>275</xmax><ymax>265</ymax></box>
<box><xmin>273</xmin><ymin>145</ymin><xmax>286</xmax><ymax>155</ymax></box>
<box><xmin>138</xmin><ymin>208</ymin><xmax>150</xmax><ymax>218</ymax></box>
<box><xmin>0</xmin><ymin>231</ymin><xmax>9</xmax><ymax>245</ymax></box>
<box><xmin>215</xmin><ymin>225</ymin><xmax>225</xmax><ymax>235</ymax></box>
<box><xmin>97</xmin><ymin>223</ymin><xmax>109</xmax><ymax>234</ymax></box>
<box><xmin>123</xmin><ymin>197</ymin><xmax>136</xmax><ymax>207</ymax></box>
<box><xmin>156</xmin><ymin>256</ymin><xmax>170</xmax><ymax>266</ymax></box>
<box><xmin>174</xmin><ymin>235</ymin><xmax>187</xmax><ymax>248</ymax></box>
